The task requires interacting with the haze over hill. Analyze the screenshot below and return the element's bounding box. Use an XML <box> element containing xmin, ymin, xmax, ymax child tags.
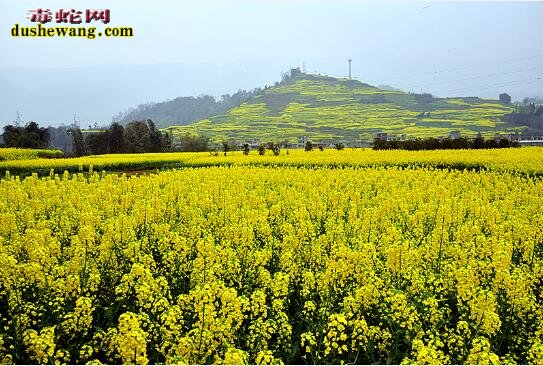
<box><xmin>0</xmin><ymin>63</ymin><xmax>282</xmax><ymax>128</ymax></box>
<box><xmin>0</xmin><ymin>1</ymin><xmax>542</xmax><ymax>129</ymax></box>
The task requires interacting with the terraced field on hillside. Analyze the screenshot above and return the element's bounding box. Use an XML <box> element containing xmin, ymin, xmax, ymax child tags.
<box><xmin>169</xmin><ymin>74</ymin><xmax>519</xmax><ymax>143</ymax></box>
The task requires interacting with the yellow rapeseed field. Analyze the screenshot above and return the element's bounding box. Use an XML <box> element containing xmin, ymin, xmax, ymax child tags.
<box><xmin>1</xmin><ymin>147</ymin><xmax>543</xmax><ymax>176</ymax></box>
<box><xmin>0</xmin><ymin>159</ymin><xmax>542</xmax><ymax>364</ymax></box>
<box><xmin>0</xmin><ymin>148</ymin><xmax>63</xmax><ymax>162</ymax></box>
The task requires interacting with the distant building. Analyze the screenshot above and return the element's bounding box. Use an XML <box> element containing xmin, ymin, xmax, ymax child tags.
<box><xmin>297</xmin><ymin>135</ymin><xmax>311</xmax><ymax>148</ymax></box>
<box><xmin>499</xmin><ymin>93</ymin><xmax>511</xmax><ymax>104</ymax></box>
<box><xmin>519</xmin><ymin>135</ymin><xmax>543</xmax><ymax>146</ymax></box>
<box><xmin>241</xmin><ymin>139</ymin><xmax>260</xmax><ymax>148</ymax></box>
<box><xmin>290</xmin><ymin>67</ymin><xmax>302</xmax><ymax>79</ymax></box>
<box><xmin>172</xmin><ymin>137</ymin><xmax>182</xmax><ymax>150</ymax></box>
<box><xmin>374</xmin><ymin>132</ymin><xmax>388</xmax><ymax>141</ymax></box>
<box><xmin>449</xmin><ymin>131</ymin><xmax>461</xmax><ymax>140</ymax></box>
<box><xmin>504</xmin><ymin>132</ymin><xmax>520</xmax><ymax>141</ymax></box>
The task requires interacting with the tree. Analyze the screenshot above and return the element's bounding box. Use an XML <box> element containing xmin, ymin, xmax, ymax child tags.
<box><xmin>221</xmin><ymin>140</ymin><xmax>230</xmax><ymax>157</ymax></box>
<box><xmin>2</xmin><ymin>122</ymin><xmax>50</xmax><ymax>148</ymax></box>
<box><xmin>472</xmin><ymin>133</ymin><xmax>485</xmax><ymax>149</ymax></box>
<box><xmin>2</xmin><ymin>125</ymin><xmax>21</xmax><ymax>147</ymax></box>
<box><xmin>86</xmin><ymin>131</ymin><xmax>109</xmax><ymax>155</ymax></box>
<box><xmin>161</xmin><ymin>132</ymin><xmax>172</xmax><ymax>152</ymax></box>
<box><xmin>108</xmin><ymin>123</ymin><xmax>125</xmax><ymax>153</ymax></box>
<box><xmin>242</xmin><ymin>143</ymin><xmax>250</xmax><ymax>155</ymax></box>
<box><xmin>68</xmin><ymin>127</ymin><xmax>86</xmax><ymax>156</ymax></box>
<box><xmin>179</xmin><ymin>133</ymin><xmax>209</xmax><ymax>152</ymax></box>
<box><xmin>24</xmin><ymin>122</ymin><xmax>50</xmax><ymax>148</ymax></box>
<box><xmin>305</xmin><ymin>141</ymin><xmax>313</xmax><ymax>152</ymax></box>
<box><xmin>147</xmin><ymin>119</ymin><xmax>162</xmax><ymax>152</ymax></box>
<box><xmin>257</xmin><ymin>145</ymin><xmax>266</xmax><ymax>155</ymax></box>
<box><xmin>124</xmin><ymin>121</ymin><xmax>151</xmax><ymax>153</ymax></box>
<box><xmin>484</xmin><ymin>138</ymin><xmax>498</xmax><ymax>149</ymax></box>
<box><xmin>267</xmin><ymin>142</ymin><xmax>280</xmax><ymax>156</ymax></box>
<box><xmin>334</xmin><ymin>142</ymin><xmax>345</xmax><ymax>150</ymax></box>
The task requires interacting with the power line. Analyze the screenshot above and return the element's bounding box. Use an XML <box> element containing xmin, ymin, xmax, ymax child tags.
<box><xmin>305</xmin><ymin>66</ymin><xmax>542</xmax><ymax>97</ymax></box>
<box><xmin>367</xmin><ymin>53</ymin><xmax>543</xmax><ymax>84</ymax></box>
<box><xmin>407</xmin><ymin>66</ymin><xmax>543</xmax><ymax>88</ymax></box>
<box><xmin>432</xmin><ymin>76</ymin><xmax>543</xmax><ymax>95</ymax></box>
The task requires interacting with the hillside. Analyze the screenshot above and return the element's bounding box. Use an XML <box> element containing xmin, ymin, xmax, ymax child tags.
<box><xmin>115</xmin><ymin>90</ymin><xmax>260</xmax><ymax>128</ymax></box>
<box><xmin>167</xmin><ymin>73</ymin><xmax>521</xmax><ymax>143</ymax></box>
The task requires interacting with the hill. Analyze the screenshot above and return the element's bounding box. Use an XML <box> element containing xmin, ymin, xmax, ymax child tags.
<box><xmin>115</xmin><ymin>90</ymin><xmax>260</xmax><ymax>128</ymax></box>
<box><xmin>166</xmin><ymin>73</ymin><xmax>522</xmax><ymax>143</ymax></box>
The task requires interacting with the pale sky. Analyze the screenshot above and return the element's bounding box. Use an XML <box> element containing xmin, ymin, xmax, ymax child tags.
<box><xmin>0</xmin><ymin>0</ymin><xmax>542</xmax><ymax>126</ymax></box>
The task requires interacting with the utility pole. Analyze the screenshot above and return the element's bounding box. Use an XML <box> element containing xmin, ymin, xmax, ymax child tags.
<box><xmin>14</xmin><ymin>111</ymin><xmax>22</xmax><ymax>127</ymax></box>
<box><xmin>73</xmin><ymin>114</ymin><xmax>80</xmax><ymax>129</ymax></box>
<box><xmin>348</xmin><ymin>58</ymin><xmax>352</xmax><ymax>79</ymax></box>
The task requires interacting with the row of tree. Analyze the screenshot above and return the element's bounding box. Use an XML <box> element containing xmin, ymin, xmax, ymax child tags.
<box><xmin>1</xmin><ymin>122</ymin><xmax>50</xmax><ymax>149</ymax></box>
<box><xmin>175</xmin><ymin>133</ymin><xmax>210</xmax><ymax>152</ymax></box>
<box><xmin>70</xmin><ymin>120</ymin><xmax>170</xmax><ymax>156</ymax></box>
<box><xmin>1</xmin><ymin>121</ymin><xmax>524</xmax><ymax>156</ymax></box>
<box><xmin>1</xmin><ymin>120</ymin><xmax>172</xmax><ymax>156</ymax></box>
<box><xmin>505</xmin><ymin>103</ymin><xmax>543</xmax><ymax>133</ymax></box>
<box><xmin>373</xmin><ymin>135</ymin><xmax>520</xmax><ymax>150</ymax></box>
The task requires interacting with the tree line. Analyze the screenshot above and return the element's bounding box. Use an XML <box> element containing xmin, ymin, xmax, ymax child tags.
<box><xmin>1</xmin><ymin>120</ymin><xmax>171</xmax><ymax>156</ymax></box>
<box><xmin>505</xmin><ymin>102</ymin><xmax>543</xmax><ymax>134</ymax></box>
<box><xmin>1</xmin><ymin>121</ymin><xmax>522</xmax><ymax>156</ymax></box>
<box><xmin>70</xmin><ymin>120</ymin><xmax>170</xmax><ymax>156</ymax></box>
<box><xmin>1</xmin><ymin>122</ymin><xmax>50</xmax><ymax>149</ymax></box>
<box><xmin>373</xmin><ymin>135</ymin><xmax>520</xmax><ymax>150</ymax></box>
<box><xmin>113</xmin><ymin>89</ymin><xmax>261</xmax><ymax>128</ymax></box>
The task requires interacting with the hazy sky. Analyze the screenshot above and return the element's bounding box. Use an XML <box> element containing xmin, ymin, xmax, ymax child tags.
<box><xmin>0</xmin><ymin>0</ymin><xmax>542</xmax><ymax>126</ymax></box>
